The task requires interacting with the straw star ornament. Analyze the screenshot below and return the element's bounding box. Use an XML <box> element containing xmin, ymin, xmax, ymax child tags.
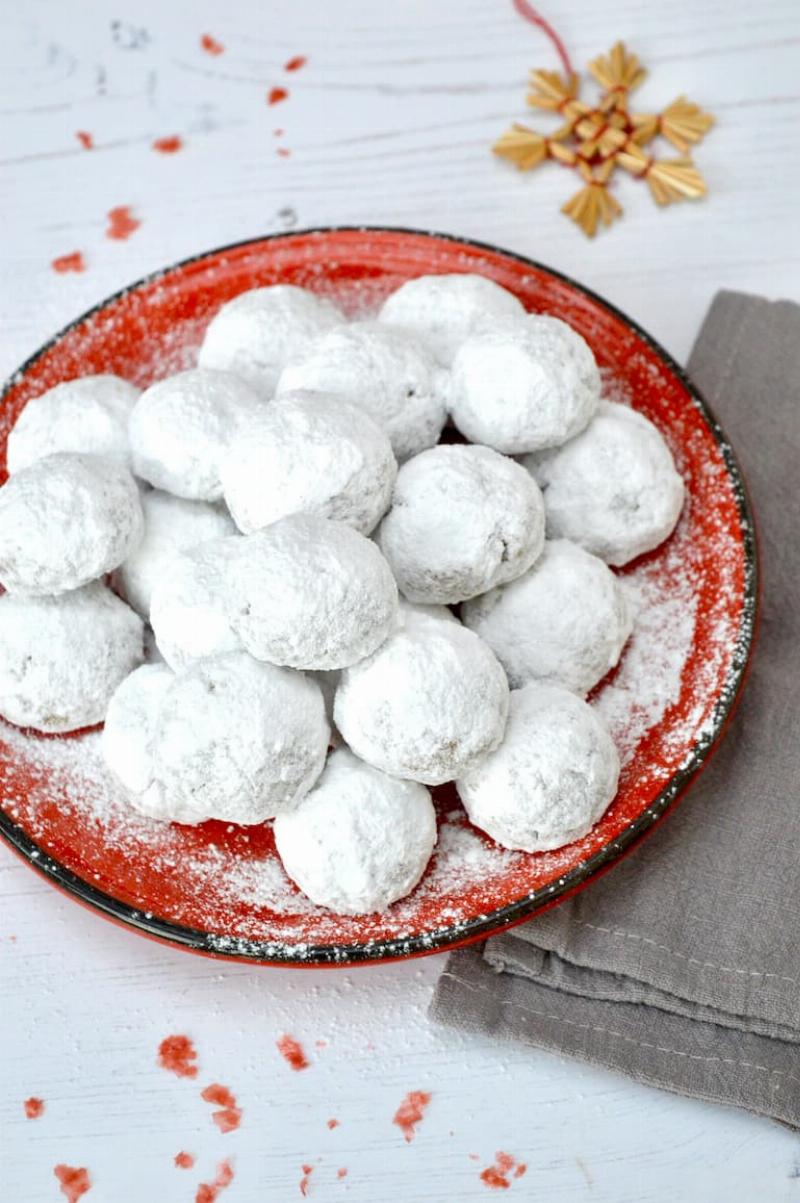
<box><xmin>493</xmin><ymin>36</ymin><xmax>714</xmax><ymax>237</ymax></box>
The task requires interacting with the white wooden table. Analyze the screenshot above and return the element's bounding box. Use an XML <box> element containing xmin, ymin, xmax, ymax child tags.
<box><xmin>2</xmin><ymin>2</ymin><xmax>799</xmax><ymax>1199</ymax></box>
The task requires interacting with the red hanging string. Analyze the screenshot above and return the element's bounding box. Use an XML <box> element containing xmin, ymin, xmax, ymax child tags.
<box><xmin>511</xmin><ymin>0</ymin><xmax>574</xmax><ymax>80</ymax></box>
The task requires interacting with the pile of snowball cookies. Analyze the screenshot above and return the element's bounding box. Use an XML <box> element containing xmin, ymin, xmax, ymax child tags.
<box><xmin>0</xmin><ymin>274</ymin><xmax>685</xmax><ymax>917</ymax></box>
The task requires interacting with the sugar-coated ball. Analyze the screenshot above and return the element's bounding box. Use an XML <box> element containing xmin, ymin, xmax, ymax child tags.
<box><xmin>149</xmin><ymin>535</ymin><xmax>244</xmax><ymax>671</ymax></box>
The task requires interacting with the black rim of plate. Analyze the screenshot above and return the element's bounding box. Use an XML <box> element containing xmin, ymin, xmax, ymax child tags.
<box><xmin>0</xmin><ymin>226</ymin><xmax>759</xmax><ymax>966</ymax></box>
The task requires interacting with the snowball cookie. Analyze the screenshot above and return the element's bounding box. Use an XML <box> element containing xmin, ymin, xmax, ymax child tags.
<box><xmin>6</xmin><ymin>374</ymin><xmax>140</xmax><ymax>475</ymax></box>
<box><xmin>457</xmin><ymin>682</ymin><xmax>619</xmax><ymax>852</ymax></box>
<box><xmin>377</xmin><ymin>444</ymin><xmax>545</xmax><ymax>605</ymax></box>
<box><xmin>128</xmin><ymin>368</ymin><xmax>262</xmax><ymax>502</ymax></box>
<box><xmin>0</xmin><ymin>582</ymin><xmax>143</xmax><ymax>733</ymax></box>
<box><xmin>274</xmin><ymin>747</ymin><xmax>437</xmax><ymax>914</ymax></box>
<box><xmin>449</xmin><ymin>314</ymin><xmax>601</xmax><ymax>453</ymax></box>
<box><xmin>113</xmin><ymin>490</ymin><xmax>235</xmax><ymax>616</ymax></box>
<box><xmin>334</xmin><ymin>607</ymin><xmax>509</xmax><ymax>785</ymax></box>
<box><xmin>526</xmin><ymin>401</ymin><xmax>685</xmax><ymax>566</ymax></box>
<box><xmin>277</xmin><ymin>321</ymin><xmax>447</xmax><ymax>462</ymax></box>
<box><xmin>198</xmin><ymin>285</ymin><xmax>343</xmax><ymax>394</ymax></box>
<box><xmin>221</xmin><ymin>390</ymin><xmax>397</xmax><ymax>535</ymax></box>
<box><xmin>226</xmin><ymin>514</ymin><xmax>398</xmax><ymax>670</ymax></box>
<box><xmin>378</xmin><ymin>273</ymin><xmax>525</xmax><ymax>365</ymax></box>
<box><xmin>149</xmin><ymin>535</ymin><xmax>244</xmax><ymax>671</ymax></box>
<box><xmin>102</xmin><ymin>651</ymin><xmax>329</xmax><ymax>824</ymax></box>
<box><xmin>462</xmin><ymin>539</ymin><xmax>632</xmax><ymax>695</ymax></box>
<box><xmin>0</xmin><ymin>452</ymin><xmax>143</xmax><ymax>596</ymax></box>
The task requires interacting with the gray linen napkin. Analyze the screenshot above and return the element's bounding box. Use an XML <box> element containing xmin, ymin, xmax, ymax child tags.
<box><xmin>431</xmin><ymin>291</ymin><xmax>800</xmax><ymax>1127</ymax></box>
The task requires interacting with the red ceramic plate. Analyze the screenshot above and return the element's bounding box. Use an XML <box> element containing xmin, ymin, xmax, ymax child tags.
<box><xmin>0</xmin><ymin>228</ymin><xmax>756</xmax><ymax>965</ymax></box>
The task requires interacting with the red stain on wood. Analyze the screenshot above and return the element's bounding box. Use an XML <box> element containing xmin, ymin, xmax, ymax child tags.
<box><xmin>479</xmin><ymin>1152</ymin><xmax>527</xmax><ymax>1190</ymax></box>
<box><xmin>54</xmin><ymin>1165</ymin><xmax>91</xmax><ymax>1202</ymax></box>
<box><xmin>24</xmin><ymin>1096</ymin><xmax>44</xmax><ymax>1119</ymax></box>
<box><xmin>268</xmin><ymin>87</ymin><xmax>289</xmax><ymax>105</ymax></box>
<box><xmin>337</xmin><ymin>1168</ymin><xmax>348</xmax><ymax>1180</ymax></box>
<box><xmin>392</xmin><ymin>1091</ymin><xmax>431</xmax><ymax>1142</ymax></box>
<box><xmin>201</xmin><ymin>1083</ymin><xmax>242</xmax><ymax>1133</ymax></box>
<box><xmin>152</xmin><ymin>135</ymin><xmax>183</xmax><ymax>154</ymax></box>
<box><xmin>196</xmin><ymin>1159</ymin><xmax>234</xmax><ymax>1203</ymax></box>
<box><xmin>106</xmin><ymin>206</ymin><xmax>141</xmax><ymax>241</ymax></box>
<box><xmin>157</xmin><ymin>1034</ymin><xmax>198</xmax><ymax>1078</ymax></box>
<box><xmin>277</xmin><ymin>1034</ymin><xmax>309</xmax><ymax>1070</ymax></box>
<box><xmin>175</xmin><ymin>1152</ymin><xmax>195</xmax><ymax>1169</ymax></box>
<box><xmin>75</xmin><ymin>131</ymin><xmax>93</xmax><ymax>150</ymax></box>
<box><xmin>299</xmin><ymin>1164</ymin><xmax>314</xmax><ymax>1196</ymax></box>
<box><xmin>327</xmin><ymin>1118</ymin><xmax>339</xmax><ymax>1130</ymax></box>
<box><xmin>201</xmin><ymin>34</ymin><xmax>224</xmax><ymax>56</ymax></box>
<box><xmin>51</xmin><ymin>252</ymin><xmax>85</xmax><ymax>274</ymax></box>
<box><xmin>284</xmin><ymin>56</ymin><xmax>307</xmax><ymax>72</ymax></box>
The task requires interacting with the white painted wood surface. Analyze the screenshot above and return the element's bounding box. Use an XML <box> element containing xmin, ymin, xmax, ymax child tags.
<box><xmin>2</xmin><ymin>2</ymin><xmax>799</xmax><ymax>1199</ymax></box>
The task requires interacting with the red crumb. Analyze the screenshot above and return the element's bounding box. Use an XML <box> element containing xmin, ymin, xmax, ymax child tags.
<box><xmin>327</xmin><ymin>1118</ymin><xmax>339</xmax><ymax>1130</ymax></box>
<box><xmin>201</xmin><ymin>1083</ymin><xmax>242</xmax><ymax>1133</ymax></box>
<box><xmin>152</xmin><ymin>135</ymin><xmax>183</xmax><ymax>154</ymax></box>
<box><xmin>276</xmin><ymin>148</ymin><xmax>291</xmax><ymax>158</ymax></box>
<box><xmin>479</xmin><ymin>1152</ymin><xmax>527</xmax><ymax>1190</ymax></box>
<box><xmin>196</xmin><ymin>1159</ymin><xmax>234</xmax><ymax>1203</ymax></box>
<box><xmin>51</xmin><ymin>252</ymin><xmax>85</xmax><ymax>274</ymax></box>
<box><xmin>75</xmin><ymin>131</ymin><xmax>93</xmax><ymax>150</ymax></box>
<box><xmin>299</xmin><ymin>1164</ymin><xmax>314</xmax><ymax>1196</ymax></box>
<box><xmin>273</xmin><ymin>128</ymin><xmax>285</xmax><ymax>137</ymax></box>
<box><xmin>392</xmin><ymin>1091</ymin><xmax>431</xmax><ymax>1143</ymax></box>
<box><xmin>277</xmin><ymin>1034</ymin><xmax>309</xmax><ymax>1071</ymax></box>
<box><xmin>54</xmin><ymin>1165</ymin><xmax>91</xmax><ymax>1202</ymax></box>
<box><xmin>175</xmin><ymin>1152</ymin><xmax>195</xmax><ymax>1170</ymax></box>
<box><xmin>469</xmin><ymin>1153</ymin><xmax>480</xmax><ymax>1161</ymax></box>
<box><xmin>9</xmin><ymin>935</ymin><xmax>16</xmax><ymax>942</ymax></box>
<box><xmin>284</xmin><ymin>55</ymin><xmax>307</xmax><ymax>72</ymax></box>
<box><xmin>201</xmin><ymin>33</ymin><xmax>224</xmax><ymax>56</ymax></box>
<box><xmin>268</xmin><ymin>87</ymin><xmax>289</xmax><ymax>105</ymax></box>
<box><xmin>106</xmin><ymin>205</ymin><xmax>141</xmax><ymax>241</ymax></box>
<box><xmin>157</xmin><ymin>1034</ymin><xmax>198</xmax><ymax>1079</ymax></box>
<box><xmin>337</xmin><ymin>1168</ymin><xmax>348</xmax><ymax>1180</ymax></box>
<box><xmin>24</xmin><ymin>1097</ymin><xmax>44</xmax><ymax>1119</ymax></box>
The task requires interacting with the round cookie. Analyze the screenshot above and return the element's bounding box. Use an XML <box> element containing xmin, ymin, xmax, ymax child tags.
<box><xmin>274</xmin><ymin>747</ymin><xmax>437</xmax><ymax>914</ymax></box>
<box><xmin>102</xmin><ymin>651</ymin><xmax>329</xmax><ymax>824</ymax></box>
<box><xmin>6</xmin><ymin>374</ymin><xmax>140</xmax><ymax>474</ymax></box>
<box><xmin>334</xmin><ymin>607</ymin><xmax>509</xmax><ymax>786</ymax></box>
<box><xmin>377</xmin><ymin>444</ymin><xmax>545</xmax><ymax>604</ymax></box>
<box><xmin>0</xmin><ymin>582</ymin><xmax>143</xmax><ymax>733</ymax></box>
<box><xmin>0</xmin><ymin>452</ymin><xmax>143</xmax><ymax>596</ymax></box>
<box><xmin>129</xmin><ymin>368</ymin><xmax>262</xmax><ymax>501</ymax></box>
<box><xmin>277</xmin><ymin>320</ymin><xmax>447</xmax><ymax>461</ymax></box>
<box><xmin>526</xmin><ymin>401</ymin><xmax>685</xmax><ymax>566</ymax></box>
<box><xmin>149</xmin><ymin>535</ymin><xmax>244</xmax><ymax>671</ymax></box>
<box><xmin>457</xmin><ymin>682</ymin><xmax>619</xmax><ymax>852</ymax></box>
<box><xmin>198</xmin><ymin>285</ymin><xmax>343</xmax><ymax>394</ymax></box>
<box><xmin>221</xmin><ymin>390</ymin><xmax>397</xmax><ymax>535</ymax></box>
<box><xmin>461</xmin><ymin>539</ymin><xmax>632</xmax><ymax>695</ymax></box>
<box><xmin>226</xmin><ymin>515</ymin><xmax>398</xmax><ymax>670</ymax></box>
<box><xmin>114</xmin><ymin>490</ymin><xmax>235</xmax><ymax>617</ymax></box>
<box><xmin>449</xmin><ymin>314</ymin><xmax>601</xmax><ymax>453</ymax></box>
<box><xmin>378</xmin><ymin>272</ymin><xmax>525</xmax><ymax>364</ymax></box>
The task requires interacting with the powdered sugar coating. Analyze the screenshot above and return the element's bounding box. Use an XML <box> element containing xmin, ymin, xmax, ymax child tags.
<box><xmin>461</xmin><ymin>539</ymin><xmax>632</xmax><ymax>695</ymax></box>
<box><xmin>277</xmin><ymin>321</ymin><xmax>447</xmax><ymax>461</ymax></box>
<box><xmin>0</xmin><ymin>452</ymin><xmax>143</xmax><ymax>596</ymax></box>
<box><xmin>113</xmin><ymin>490</ymin><xmax>235</xmax><ymax>616</ymax></box>
<box><xmin>149</xmin><ymin>535</ymin><xmax>243</xmax><ymax>671</ymax></box>
<box><xmin>526</xmin><ymin>401</ymin><xmax>685</xmax><ymax>566</ymax></box>
<box><xmin>377</xmin><ymin>273</ymin><xmax>525</xmax><ymax>365</ymax></box>
<box><xmin>449</xmin><ymin>314</ymin><xmax>601</xmax><ymax>453</ymax></box>
<box><xmin>0</xmin><ymin>582</ymin><xmax>143</xmax><ymax>733</ymax></box>
<box><xmin>457</xmin><ymin>682</ymin><xmax>619</xmax><ymax>852</ymax></box>
<box><xmin>6</xmin><ymin>374</ymin><xmax>140</xmax><ymax>473</ymax></box>
<box><xmin>274</xmin><ymin>747</ymin><xmax>437</xmax><ymax>915</ymax></box>
<box><xmin>334</xmin><ymin>608</ymin><xmax>509</xmax><ymax>785</ymax></box>
<box><xmin>198</xmin><ymin>285</ymin><xmax>343</xmax><ymax>394</ymax></box>
<box><xmin>221</xmin><ymin>390</ymin><xmax>397</xmax><ymax>535</ymax></box>
<box><xmin>377</xmin><ymin>443</ymin><xmax>545</xmax><ymax>604</ymax></box>
<box><xmin>226</xmin><ymin>515</ymin><xmax>398</xmax><ymax>670</ymax></box>
<box><xmin>129</xmin><ymin>368</ymin><xmax>262</xmax><ymax>502</ymax></box>
<box><xmin>102</xmin><ymin>651</ymin><xmax>329</xmax><ymax>824</ymax></box>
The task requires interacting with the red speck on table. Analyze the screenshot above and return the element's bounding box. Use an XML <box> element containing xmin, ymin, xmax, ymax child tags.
<box><xmin>157</xmin><ymin>1034</ymin><xmax>198</xmax><ymax>1078</ymax></box>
